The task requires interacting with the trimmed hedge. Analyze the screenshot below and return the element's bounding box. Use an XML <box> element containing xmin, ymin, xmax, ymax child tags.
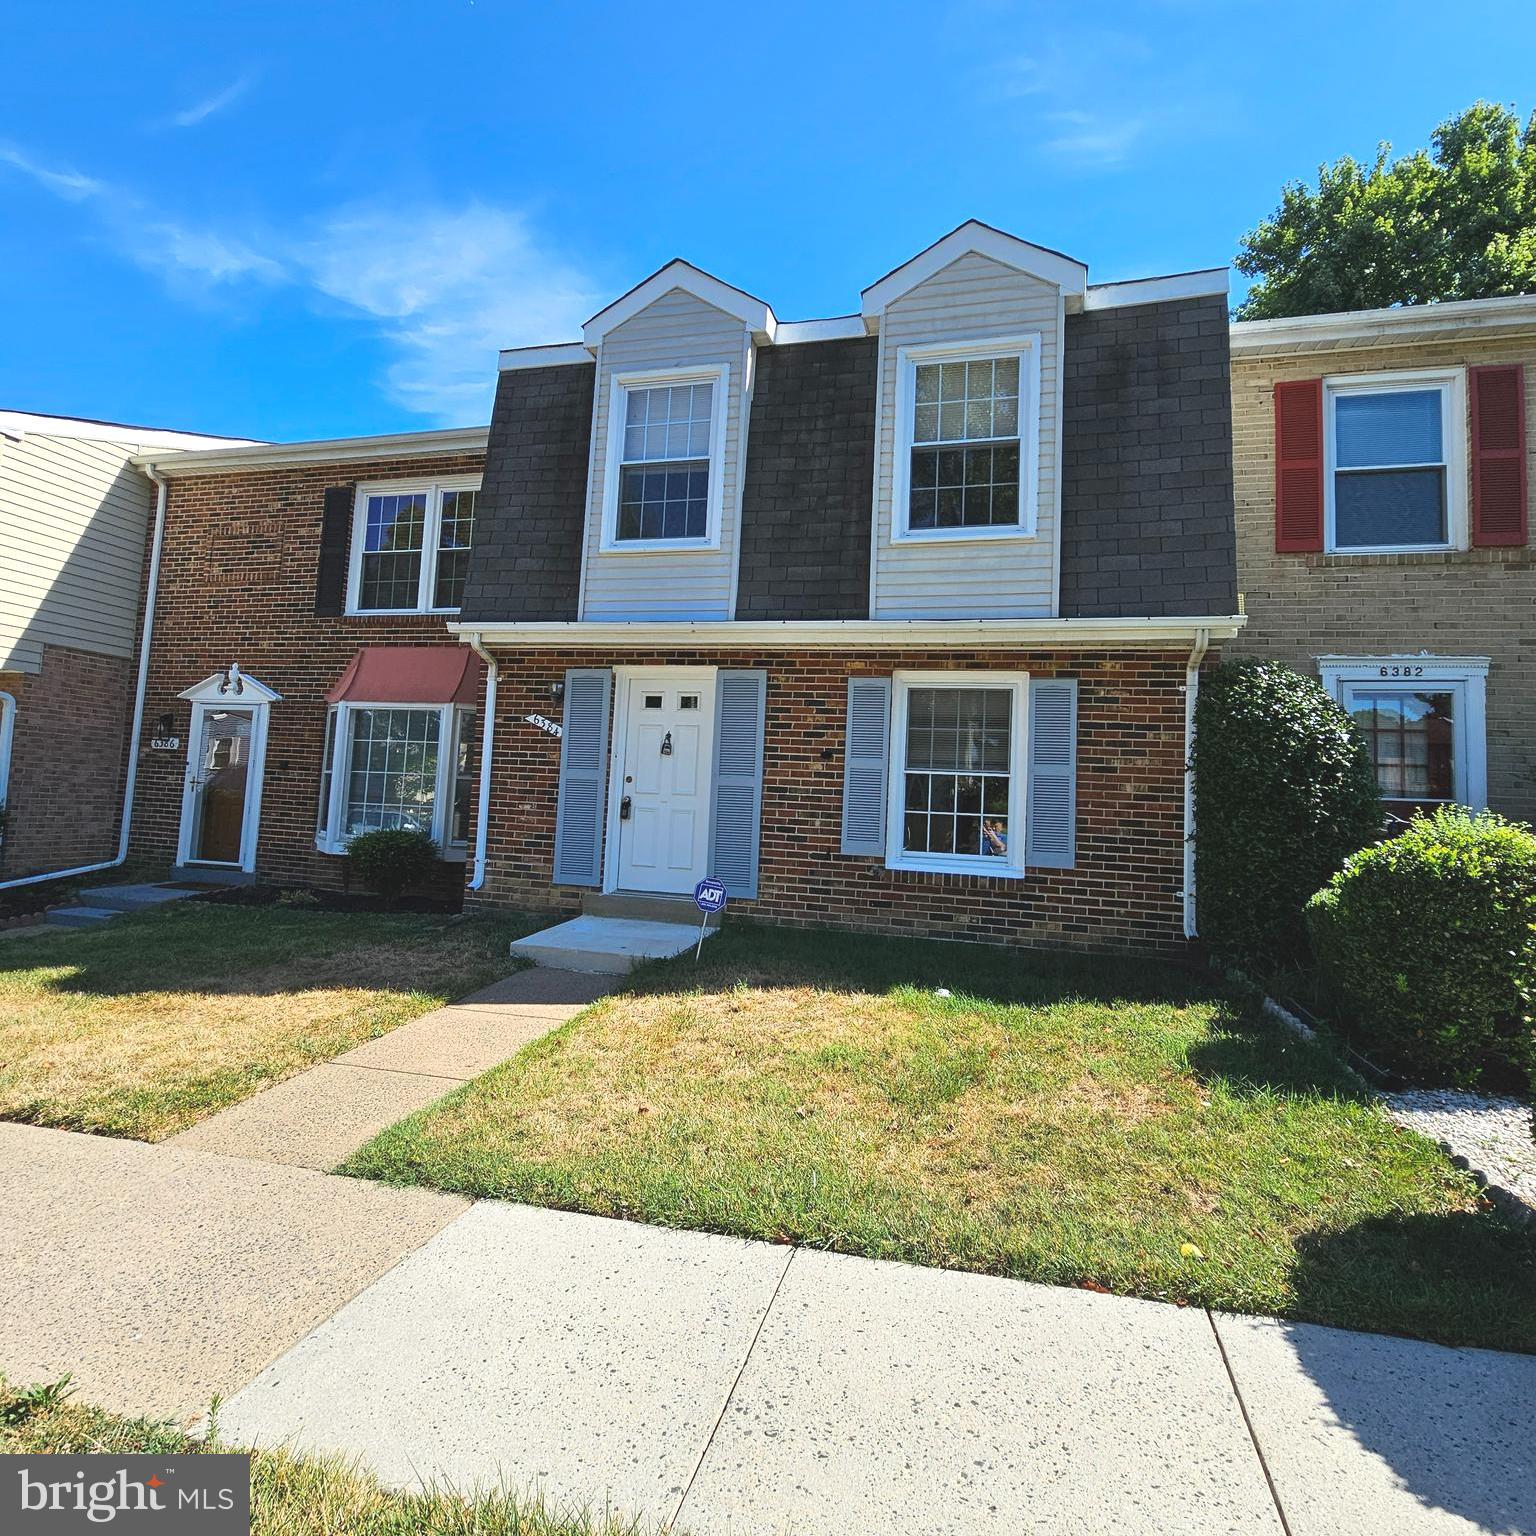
<box><xmin>1307</xmin><ymin>808</ymin><xmax>1536</xmax><ymax>1085</ymax></box>
<box><xmin>1193</xmin><ymin>659</ymin><xmax>1382</xmax><ymax>966</ymax></box>
<box><xmin>346</xmin><ymin>828</ymin><xmax>439</xmax><ymax>901</ymax></box>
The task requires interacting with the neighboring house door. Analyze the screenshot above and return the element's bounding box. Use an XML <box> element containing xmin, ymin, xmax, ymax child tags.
<box><xmin>612</xmin><ymin>670</ymin><xmax>716</xmax><ymax>894</ymax></box>
<box><xmin>175</xmin><ymin>668</ymin><xmax>279</xmax><ymax>873</ymax></box>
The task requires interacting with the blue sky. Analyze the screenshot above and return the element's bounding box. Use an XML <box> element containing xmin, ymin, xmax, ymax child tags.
<box><xmin>2</xmin><ymin>1</ymin><xmax>1532</xmax><ymax>441</ymax></box>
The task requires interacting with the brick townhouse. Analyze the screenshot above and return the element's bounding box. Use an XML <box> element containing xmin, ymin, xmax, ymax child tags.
<box><xmin>1230</xmin><ymin>297</ymin><xmax>1536</xmax><ymax>824</ymax></box>
<box><xmin>128</xmin><ymin>221</ymin><xmax>1244</xmax><ymax>954</ymax></box>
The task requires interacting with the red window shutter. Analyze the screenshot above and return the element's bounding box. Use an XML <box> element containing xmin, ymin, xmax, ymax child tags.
<box><xmin>1470</xmin><ymin>364</ymin><xmax>1528</xmax><ymax>547</ymax></box>
<box><xmin>1274</xmin><ymin>378</ymin><xmax>1324</xmax><ymax>552</ymax></box>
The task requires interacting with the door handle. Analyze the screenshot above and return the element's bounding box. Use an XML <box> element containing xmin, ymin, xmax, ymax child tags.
<box><xmin>619</xmin><ymin>795</ymin><xmax>632</xmax><ymax>821</ymax></box>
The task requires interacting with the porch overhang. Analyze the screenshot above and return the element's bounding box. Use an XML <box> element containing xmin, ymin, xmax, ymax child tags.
<box><xmin>449</xmin><ymin>615</ymin><xmax>1246</xmax><ymax>649</ymax></box>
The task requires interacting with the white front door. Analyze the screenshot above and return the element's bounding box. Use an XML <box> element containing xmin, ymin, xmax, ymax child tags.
<box><xmin>614</xmin><ymin>672</ymin><xmax>715</xmax><ymax>894</ymax></box>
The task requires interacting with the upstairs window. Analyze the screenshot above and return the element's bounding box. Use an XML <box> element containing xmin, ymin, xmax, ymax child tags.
<box><xmin>894</xmin><ymin>336</ymin><xmax>1039</xmax><ymax>542</ymax></box>
<box><xmin>1325</xmin><ymin>375</ymin><xmax>1461</xmax><ymax>552</ymax></box>
<box><xmin>602</xmin><ymin>365</ymin><xmax>728</xmax><ymax>551</ymax></box>
<box><xmin>348</xmin><ymin>479</ymin><xmax>479</xmax><ymax>614</ymax></box>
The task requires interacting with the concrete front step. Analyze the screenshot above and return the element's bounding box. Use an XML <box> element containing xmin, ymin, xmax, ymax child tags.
<box><xmin>511</xmin><ymin>914</ymin><xmax>716</xmax><ymax>974</ymax></box>
<box><xmin>47</xmin><ymin>906</ymin><xmax>122</xmax><ymax>928</ymax></box>
<box><xmin>169</xmin><ymin>864</ymin><xmax>255</xmax><ymax>886</ymax></box>
<box><xmin>77</xmin><ymin>882</ymin><xmax>205</xmax><ymax>913</ymax></box>
<box><xmin>582</xmin><ymin>889</ymin><xmax>720</xmax><ymax>927</ymax></box>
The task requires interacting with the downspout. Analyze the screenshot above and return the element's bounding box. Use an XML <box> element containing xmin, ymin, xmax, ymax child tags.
<box><xmin>464</xmin><ymin>631</ymin><xmax>499</xmax><ymax>892</ymax></box>
<box><xmin>0</xmin><ymin>464</ymin><xmax>168</xmax><ymax>890</ymax></box>
<box><xmin>1182</xmin><ymin>625</ymin><xmax>1211</xmax><ymax>939</ymax></box>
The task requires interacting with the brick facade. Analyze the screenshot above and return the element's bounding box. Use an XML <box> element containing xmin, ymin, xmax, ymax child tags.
<box><xmin>1230</xmin><ymin>336</ymin><xmax>1536</xmax><ymax>821</ymax></box>
<box><xmin>0</xmin><ymin>645</ymin><xmax>133</xmax><ymax>878</ymax></box>
<box><xmin>474</xmin><ymin>646</ymin><xmax>1201</xmax><ymax>956</ymax></box>
<box><xmin>129</xmin><ymin>451</ymin><xmax>485</xmax><ymax>887</ymax></box>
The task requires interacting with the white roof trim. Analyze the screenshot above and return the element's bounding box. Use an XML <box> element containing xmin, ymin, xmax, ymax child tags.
<box><xmin>582</xmin><ymin>259</ymin><xmax>777</xmax><ymax>348</ymax></box>
<box><xmin>774</xmin><ymin>315</ymin><xmax>867</xmax><ymax>345</ymax></box>
<box><xmin>861</xmin><ymin>221</ymin><xmax>1089</xmax><ymax>324</ymax></box>
<box><xmin>451</xmin><ymin>615</ymin><xmax>1245</xmax><ymax>649</ymax></box>
<box><xmin>1231</xmin><ymin>293</ymin><xmax>1536</xmax><ymax>355</ymax></box>
<box><xmin>498</xmin><ymin>342</ymin><xmax>592</xmax><ymax>371</ymax></box>
<box><xmin>135</xmin><ymin>426</ymin><xmax>488</xmax><ymax>475</ymax></box>
<box><xmin>1085</xmin><ymin>269</ymin><xmax>1228</xmax><ymax>311</ymax></box>
<box><xmin>0</xmin><ymin>410</ymin><xmax>256</xmax><ymax>451</ymax></box>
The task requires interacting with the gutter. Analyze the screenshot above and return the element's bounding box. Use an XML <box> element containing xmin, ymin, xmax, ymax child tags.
<box><xmin>1</xmin><ymin>465</ymin><xmax>168</xmax><ymax>891</ymax></box>
<box><xmin>1182</xmin><ymin>625</ymin><xmax>1211</xmax><ymax>939</ymax></box>
<box><xmin>462</xmin><ymin>632</ymin><xmax>499</xmax><ymax>892</ymax></box>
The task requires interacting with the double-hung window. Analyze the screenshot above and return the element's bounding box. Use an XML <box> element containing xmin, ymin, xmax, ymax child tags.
<box><xmin>602</xmin><ymin>365</ymin><xmax>728</xmax><ymax>550</ymax></box>
<box><xmin>886</xmin><ymin>672</ymin><xmax>1028</xmax><ymax>876</ymax></box>
<box><xmin>316</xmin><ymin>703</ymin><xmax>477</xmax><ymax>858</ymax></box>
<box><xmin>347</xmin><ymin>478</ymin><xmax>480</xmax><ymax>614</ymax></box>
<box><xmin>1325</xmin><ymin>373</ymin><xmax>1462</xmax><ymax>552</ymax></box>
<box><xmin>895</xmin><ymin>336</ymin><xmax>1039</xmax><ymax>541</ymax></box>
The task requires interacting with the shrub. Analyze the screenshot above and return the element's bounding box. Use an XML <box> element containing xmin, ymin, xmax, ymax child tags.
<box><xmin>346</xmin><ymin>828</ymin><xmax>438</xmax><ymax>901</ymax></box>
<box><xmin>1307</xmin><ymin>808</ymin><xmax>1536</xmax><ymax>1084</ymax></box>
<box><xmin>1193</xmin><ymin>658</ymin><xmax>1382</xmax><ymax>967</ymax></box>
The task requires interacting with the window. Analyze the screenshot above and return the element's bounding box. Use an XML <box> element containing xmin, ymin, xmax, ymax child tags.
<box><xmin>1319</xmin><ymin>656</ymin><xmax>1489</xmax><ymax>816</ymax></box>
<box><xmin>315</xmin><ymin>703</ymin><xmax>476</xmax><ymax>856</ymax></box>
<box><xmin>1325</xmin><ymin>374</ymin><xmax>1462</xmax><ymax>552</ymax></box>
<box><xmin>0</xmin><ymin>690</ymin><xmax>14</xmax><ymax>830</ymax></box>
<box><xmin>348</xmin><ymin>479</ymin><xmax>479</xmax><ymax>614</ymax></box>
<box><xmin>894</xmin><ymin>336</ymin><xmax>1039</xmax><ymax>542</ymax></box>
<box><xmin>601</xmin><ymin>365</ymin><xmax>728</xmax><ymax>550</ymax></box>
<box><xmin>886</xmin><ymin>672</ymin><xmax>1027</xmax><ymax>876</ymax></box>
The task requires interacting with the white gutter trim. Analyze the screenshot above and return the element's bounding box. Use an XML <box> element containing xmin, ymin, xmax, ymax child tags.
<box><xmin>1084</xmin><ymin>268</ymin><xmax>1228</xmax><ymax>310</ymax></box>
<box><xmin>133</xmin><ymin>425</ymin><xmax>489</xmax><ymax>476</ymax></box>
<box><xmin>774</xmin><ymin>315</ymin><xmax>867</xmax><ymax>345</ymax></box>
<box><xmin>0</xmin><ymin>466</ymin><xmax>169</xmax><ymax>890</ymax></box>
<box><xmin>463</xmin><ymin>632</ymin><xmax>499</xmax><ymax>892</ymax></box>
<box><xmin>447</xmin><ymin>615</ymin><xmax>1246</xmax><ymax>649</ymax></box>
<box><xmin>498</xmin><ymin>342</ymin><xmax>593</xmax><ymax>371</ymax></box>
<box><xmin>1230</xmin><ymin>292</ymin><xmax>1536</xmax><ymax>355</ymax></box>
<box><xmin>1182</xmin><ymin>625</ymin><xmax>1211</xmax><ymax>939</ymax></box>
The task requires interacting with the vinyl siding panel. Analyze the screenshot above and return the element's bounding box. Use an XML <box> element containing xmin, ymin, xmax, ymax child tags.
<box><xmin>581</xmin><ymin>289</ymin><xmax>749</xmax><ymax>620</ymax></box>
<box><xmin>872</xmin><ymin>252</ymin><xmax>1060</xmax><ymax>618</ymax></box>
<box><xmin>0</xmin><ymin>432</ymin><xmax>154</xmax><ymax>670</ymax></box>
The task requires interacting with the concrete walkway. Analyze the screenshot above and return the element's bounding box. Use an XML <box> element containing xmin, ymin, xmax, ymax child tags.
<box><xmin>167</xmin><ymin>967</ymin><xmax>617</xmax><ymax>1169</ymax></box>
<box><xmin>1</xmin><ymin>1122</ymin><xmax>1531</xmax><ymax>1535</ymax></box>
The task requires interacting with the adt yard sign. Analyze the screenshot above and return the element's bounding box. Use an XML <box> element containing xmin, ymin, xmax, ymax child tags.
<box><xmin>692</xmin><ymin>877</ymin><xmax>726</xmax><ymax>960</ymax></box>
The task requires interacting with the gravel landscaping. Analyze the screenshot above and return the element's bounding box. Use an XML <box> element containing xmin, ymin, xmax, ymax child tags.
<box><xmin>1382</xmin><ymin>1090</ymin><xmax>1536</xmax><ymax>1222</ymax></box>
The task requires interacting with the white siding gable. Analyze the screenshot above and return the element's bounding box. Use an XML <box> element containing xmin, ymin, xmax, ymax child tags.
<box><xmin>871</xmin><ymin>251</ymin><xmax>1061</xmax><ymax>619</ymax></box>
<box><xmin>581</xmin><ymin>288</ymin><xmax>752</xmax><ymax>620</ymax></box>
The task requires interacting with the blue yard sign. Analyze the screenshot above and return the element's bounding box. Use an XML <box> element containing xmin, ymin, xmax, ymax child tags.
<box><xmin>692</xmin><ymin>877</ymin><xmax>726</xmax><ymax>960</ymax></box>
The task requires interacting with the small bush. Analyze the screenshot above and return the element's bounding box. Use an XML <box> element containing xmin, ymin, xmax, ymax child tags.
<box><xmin>346</xmin><ymin>828</ymin><xmax>438</xmax><ymax>901</ymax></box>
<box><xmin>1193</xmin><ymin>659</ymin><xmax>1382</xmax><ymax>966</ymax></box>
<box><xmin>1307</xmin><ymin>808</ymin><xmax>1536</xmax><ymax>1084</ymax></box>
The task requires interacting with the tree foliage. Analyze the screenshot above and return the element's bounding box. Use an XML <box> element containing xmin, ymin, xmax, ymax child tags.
<box><xmin>1236</xmin><ymin>102</ymin><xmax>1536</xmax><ymax>320</ymax></box>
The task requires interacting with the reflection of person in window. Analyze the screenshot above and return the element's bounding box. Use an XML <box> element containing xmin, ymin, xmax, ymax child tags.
<box><xmin>982</xmin><ymin>819</ymin><xmax>1007</xmax><ymax>856</ymax></box>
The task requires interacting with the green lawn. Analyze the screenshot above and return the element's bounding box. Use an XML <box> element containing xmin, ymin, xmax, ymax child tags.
<box><xmin>0</xmin><ymin>903</ymin><xmax>538</xmax><ymax>1140</ymax></box>
<box><xmin>0</xmin><ymin>1380</ymin><xmax>654</xmax><ymax>1536</ymax></box>
<box><xmin>346</xmin><ymin>922</ymin><xmax>1536</xmax><ymax>1352</ymax></box>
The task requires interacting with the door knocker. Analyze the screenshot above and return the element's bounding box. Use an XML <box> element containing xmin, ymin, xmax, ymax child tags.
<box><xmin>660</xmin><ymin>731</ymin><xmax>673</xmax><ymax>757</ymax></box>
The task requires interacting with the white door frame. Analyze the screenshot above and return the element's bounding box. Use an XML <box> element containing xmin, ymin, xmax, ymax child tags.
<box><xmin>601</xmin><ymin>665</ymin><xmax>717</xmax><ymax>894</ymax></box>
<box><xmin>175</xmin><ymin>668</ymin><xmax>280</xmax><ymax>872</ymax></box>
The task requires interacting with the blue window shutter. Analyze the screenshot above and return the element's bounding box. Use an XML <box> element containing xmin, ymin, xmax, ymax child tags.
<box><xmin>841</xmin><ymin>676</ymin><xmax>891</xmax><ymax>856</ymax></box>
<box><xmin>1027</xmin><ymin>679</ymin><xmax>1077</xmax><ymax>869</ymax></box>
<box><xmin>710</xmin><ymin>670</ymin><xmax>766</xmax><ymax>900</ymax></box>
<box><xmin>553</xmin><ymin>668</ymin><xmax>612</xmax><ymax>886</ymax></box>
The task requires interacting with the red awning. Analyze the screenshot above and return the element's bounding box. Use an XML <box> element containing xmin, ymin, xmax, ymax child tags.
<box><xmin>326</xmin><ymin>647</ymin><xmax>485</xmax><ymax>707</ymax></box>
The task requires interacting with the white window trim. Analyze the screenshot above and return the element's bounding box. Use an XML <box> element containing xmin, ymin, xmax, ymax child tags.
<box><xmin>315</xmin><ymin>700</ymin><xmax>475</xmax><ymax>859</ymax></box>
<box><xmin>345</xmin><ymin>476</ymin><xmax>482</xmax><ymax>616</ymax></box>
<box><xmin>1318</xmin><ymin>654</ymin><xmax>1489</xmax><ymax>810</ymax></box>
<box><xmin>599</xmin><ymin>363</ymin><xmax>730</xmax><ymax>554</ymax></box>
<box><xmin>0</xmin><ymin>690</ymin><xmax>15</xmax><ymax>831</ymax></box>
<box><xmin>1323</xmin><ymin>368</ymin><xmax>1467</xmax><ymax>556</ymax></box>
<box><xmin>891</xmin><ymin>333</ymin><xmax>1042</xmax><ymax>545</ymax></box>
<box><xmin>884</xmin><ymin>669</ymin><xmax>1029</xmax><ymax>878</ymax></box>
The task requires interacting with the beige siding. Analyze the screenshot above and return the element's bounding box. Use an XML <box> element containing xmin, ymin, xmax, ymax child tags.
<box><xmin>581</xmin><ymin>289</ymin><xmax>751</xmax><ymax>620</ymax></box>
<box><xmin>872</xmin><ymin>252</ymin><xmax>1060</xmax><ymax>619</ymax></box>
<box><xmin>0</xmin><ymin>432</ymin><xmax>154</xmax><ymax>671</ymax></box>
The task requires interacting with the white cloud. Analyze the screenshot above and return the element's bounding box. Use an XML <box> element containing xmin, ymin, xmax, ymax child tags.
<box><xmin>0</xmin><ymin>143</ymin><xmax>103</xmax><ymax>202</ymax></box>
<box><xmin>167</xmin><ymin>72</ymin><xmax>256</xmax><ymax>129</ymax></box>
<box><xmin>1041</xmin><ymin>110</ymin><xmax>1146</xmax><ymax>168</ymax></box>
<box><xmin>136</xmin><ymin>220</ymin><xmax>287</xmax><ymax>284</ymax></box>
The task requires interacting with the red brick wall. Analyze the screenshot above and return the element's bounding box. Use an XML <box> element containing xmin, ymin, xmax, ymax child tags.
<box><xmin>0</xmin><ymin>645</ymin><xmax>134</xmax><ymax>878</ymax></box>
<box><xmin>130</xmin><ymin>452</ymin><xmax>484</xmax><ymax>887</ymax></box>
<box><xmin>474</xmin><ymin>646</ymin><xmax>1201</xmax><ymax>956</ymax></box>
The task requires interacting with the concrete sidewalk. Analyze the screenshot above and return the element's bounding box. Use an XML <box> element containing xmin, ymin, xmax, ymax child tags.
<box><xmin>3</xmin><ymin>1119</ymin><xmax>1527</xmax><ymax>1535</ymax></box>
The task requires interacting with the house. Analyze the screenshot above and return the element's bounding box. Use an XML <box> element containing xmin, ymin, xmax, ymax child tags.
<box><xmin>124</xmin><ymin>221</ymin><xmax>1243</xmax><ymax>954</ymax></box>
<box><xmin>1229</xmin><ymin>298</ymin><xmax>1536</xmax><ymax>824</ymax></box>
<box><xmin>0</xmin><ymin>411</ymin><xmax>249</xmax><ymax>882</ymax></box>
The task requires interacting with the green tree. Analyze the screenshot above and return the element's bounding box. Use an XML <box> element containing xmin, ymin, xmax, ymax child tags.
<box><xmin>1236</xmin><ymin>102</ymin><xmax>1536</xmax><ymax>320</ymax></box>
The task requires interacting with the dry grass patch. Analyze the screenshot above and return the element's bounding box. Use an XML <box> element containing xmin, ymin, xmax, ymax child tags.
<box><xmin>0</xmin><ymin>903</ymin><xmax>537</xmax><ymax>1140</ymax></box>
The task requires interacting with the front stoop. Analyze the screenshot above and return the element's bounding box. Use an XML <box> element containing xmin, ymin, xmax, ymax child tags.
<box><xmin>511</xmin><ymin>913</ymin><xmax>715</xmax><ymax>974</ymax></box>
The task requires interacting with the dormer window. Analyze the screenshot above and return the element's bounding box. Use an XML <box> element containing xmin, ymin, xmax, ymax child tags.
<box><xmin>601</xmin><ymin>364</ymin><xmax>729</xmax><ymax>551</ymax></box>
<box><xmin>892</xmin><ymin>335</ymin><xmax>1040</xmax><ymax>542</ymax></box>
